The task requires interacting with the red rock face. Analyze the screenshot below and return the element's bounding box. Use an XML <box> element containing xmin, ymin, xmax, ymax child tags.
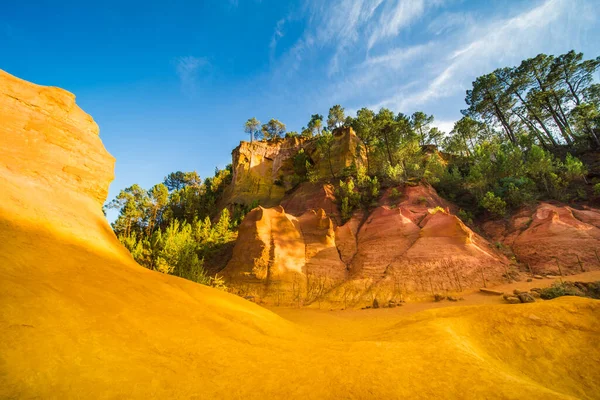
<box><xmin>345</xmin><ymin>186</ymin><xmax>508</xmax><ymax>288</ymax></box>
<box><xmin>223</xmin><ymin>206</ymin><xmax>306</xmax><ymax>283</ymax></box>
<box><xmin>228</xmin><ymin>183</ymin><xmax>509</xmax><ymax>297</ymax></box>
<box><xmin>349</xmin><ymin>206</ymin><xmax>420</xmax><ymax>278</ymax></box>
<box><xmin>492</xmin><ymin>203</ymin><xmax>600</xmax><ymax>273</ymax></box>
<box><xmin>280</xmin><ymin>182</ymin><xmax>338</xmax><ymax>218</ymax></box>
<box><xmin>298</xmin><ymin>209</ymin><xmax>347</xmax><ymax>281</ymax></box>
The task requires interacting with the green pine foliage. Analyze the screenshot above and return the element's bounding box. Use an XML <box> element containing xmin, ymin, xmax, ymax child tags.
<box><xmin>108</xmin><ymin>167</ymin><xmax>238</xmax><ymax>287</ymax></box>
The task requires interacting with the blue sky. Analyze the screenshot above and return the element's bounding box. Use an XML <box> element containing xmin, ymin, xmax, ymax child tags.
<box><xmin>1</xmin><ymin>0</ymin><xmax>599</xmax><ymax>219</ymax></box>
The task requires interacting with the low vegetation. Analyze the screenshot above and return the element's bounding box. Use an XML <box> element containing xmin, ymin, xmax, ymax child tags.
<box><xmin>539</xmin><ymin>281</ymin><xmax>600</xmax><ymax>300</ymax></box>
<box><xmin>105</xmin><ymin>169</ymin><xmax>238</xmax><ymax>285</ymax></box>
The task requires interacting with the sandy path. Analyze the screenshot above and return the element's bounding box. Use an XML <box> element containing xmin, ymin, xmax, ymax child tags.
<box><xmin>266</xmin><ymin>271</ymin><xmax>600</xmax><ymax>339</ymax></box>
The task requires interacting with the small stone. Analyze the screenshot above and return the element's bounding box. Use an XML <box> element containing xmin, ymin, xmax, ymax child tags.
<box><xmin>530</xmin><ymin>291</ymin><xmax>541</xmax><ymax>299</ymax></box>
<box><xmin>546</xmin><ymin>275</ymin><xmax>558</xmax><ymax>279</ymax></box>
<box><xmin>527</xmin><ymin>278</ymin><xmax>533</xmax><ymax>282</ymax></box>
<box><xmin>513</xmin><ymin>289</ymin><xmax>522</xmax><ymax>295</ymax></box>
<box><xmin>504</xmin><ymin>296</ymin><xmax>521</xmax><ymax>304</ymax></box>
<box><xmin>447</xmin><ymin>296</ymin><xmax>458</xmax><ymax>302</ymax></box>
<box><xmin>533</xmin><ymin>275</ymin><xmax>544</xmax><ymax>279</ymax></box>
<box><xmin>388</xmin><ymin>300</ymin><xmax>397</xmax><ymax>308</ymax></box>
<box><xmin>530</xmin><ymin>287</ymin><xmax>542</xmax><ymax>293</ymax></box>
<box><xmin>480</xmin><ymin>288</ymin><xmax>504</xmax><ymax>295</ymax></box>
<box><xmin>518</xmin><ymin>292</ymin><xmax>535</xmax><ymax>303</ymax></box>
<box><xmin>372</xmin><ymin>299</ymin><xmax>379</xmax><ymax>309</ymax></box>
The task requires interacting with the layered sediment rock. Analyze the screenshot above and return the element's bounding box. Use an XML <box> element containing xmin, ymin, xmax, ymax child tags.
<box><xmin>484</xmin><ymin>203</ymin><xmax>600</xmax><ymax>273</ymax></box>
<box><xmin>228</xmin><ymin>183</ymin><xmax>509</xmax><ymax>298</ymax></box>
<box><xmin>307</xmin><ymin>126</ymin><xmax>367</xmax><ymax>179</ymax></box>
<box><xmin>347</xmin><ymin>185</ymin><xmax>508</xmax><ymax>289</ymax></box>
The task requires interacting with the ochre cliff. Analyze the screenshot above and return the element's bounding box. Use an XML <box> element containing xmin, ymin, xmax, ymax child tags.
<box><xmin>1</xmin><ymin>70</ymin><xmax>600</xmax><ymax>399</ymax></box>
<box><xmin>483</xmin><ymin>203</ymin><xmax>600</xmax><ymax>274</ymax></box>
<box><xmin>0</xmin><ymin>69</ymin><xmax>292</xmax><ymax>398</ymax></box>
<box><xmin>223</xmin><ymin>206</ymin><xmax>347</xmax><ymax>299</ymax></box>
<box><xmin>223</xmin><ymin>127</ymin><xmax>366</xmax><ymax>207</ymax></box>
<box><xmin>224</xmin><ymin>136</ymin><xmax>306</xmax><ymax>206</ymax></box>
<box><xmin>0</xmin><ymin>69</ymin><xmax>121</xmax><ymax>256</ymax></box>
<box><xmin>226</xmin><ymin>183</ymin><xmax>509</xmax><ymax>303</ymax></box>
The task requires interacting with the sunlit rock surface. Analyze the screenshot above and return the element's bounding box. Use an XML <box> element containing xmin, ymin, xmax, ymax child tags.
<box><xmin>484</xmin><ymin>203</ymin><xmax>600</xmax><ymax>274</ymax></box>
<box><xmin>1</xmin><ymin>70</ymin><xmax>599</xmax><ymax>400</ymax></box>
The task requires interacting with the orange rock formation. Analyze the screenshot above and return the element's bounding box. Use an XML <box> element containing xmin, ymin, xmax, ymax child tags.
<box><xmin>484</xmin><ymin>203</ymin><xmax>600</xmax><ymax>273</ymax></box>
<box><xmin>226</xmin><ymin>183</ymin><xmax>509</xmax><ymax>301</ymax></box>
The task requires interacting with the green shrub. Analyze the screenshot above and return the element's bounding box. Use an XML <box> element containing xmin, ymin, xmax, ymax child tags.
<box><xmin>384</xmin><ymin>163</ymin><xmax>404</xmax><ymax>185</ymax></box>
<box><xmin>480</xmin><ymin>192</ymin><xmax>506</xmax><ymax>217</ymax></box>
<box><xmin>539</xmin><ymin>282</ymin><xmax>583</xmax><ymax>300</ymax></box>
<box><xmin>594</xmin><ymin>183</ymin><xmax>600</xmax><ymax>196</ymax></box>
<box><xmin>292</xmin><ymin>149</ymin><xmax>310</xmax><ymax>181</ymax></box>
<box><xmin>457</xmin><ymin>209</ymin><xmax>474</xmax><ymax>225</ymax></box>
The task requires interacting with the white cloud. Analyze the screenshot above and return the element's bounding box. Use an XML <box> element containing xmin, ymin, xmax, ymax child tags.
<box><xmin>294</xmin><ymin>0</ymin><xmax>438</xmax><ymax>75</ymax></box>
<box><xmin>264</xmin><ymin>0</ymin><xmax>598</xmax><ymax>121</ymax></box>
<box><xmin>175</xmin><ymin>56</ymin><xmax>209</xmax><ymax>96</ymax></box>
<box><xmin>270</xmin><ymin>18</ymin><xmax>286</xmax><ymax>60</ymax></box>
<box><xmin>367</xmin><ymin>0</ymin><xmax>428</xmax><ymax>49</ymax></box>
<box><xmin>363</xmin><ymin>42</ymin><xmax>433</xmax><ymax>67</ymax></box>
<box><xmin>371</xmin><ymin>0</ymin><xmax>589</xmax><ymax>111</ymax></box>
<box><xmin>433</xmin><ymin>119</ymin><xmax>455</xmax><ymax>134</ymax></box>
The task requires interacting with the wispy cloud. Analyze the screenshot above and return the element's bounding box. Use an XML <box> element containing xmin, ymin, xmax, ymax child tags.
<box><xmin>369</xmin><ymin>0</ymin><xmax>592</xmax><ymax>111</ymax></box>
<box><xmin>427</xmin><ymin>11</ymin><xmax>473</xmax><ymax>36</ymax></box>
<box><xmin>274</xmin><ymin>0</ymin><xmax>447</xmax><ymax>78</ymax></box>
<box><xmin>262</xmin><ymin>0</ymin><xmax>598</xmax><ymax>124</ymax></box>
<box><xmin>433</xmin><ymin>119</ymin><xmax>455</xmax><ymax>134</ymax></box>
<box><xmin>367</xmin><ymin>0</ymin><xmax>441</xmax><ymax>49</ymax></box>
<box><xmin>270</xmin><ymin>18</ymin><xmax>286</xmax><ymax>61</ymax></box>
<box><xmin>175</xmin><ymin>56</ymin><xmax>209</xmax><ymax>96</ymax></box>
<box><xmin>363</xmin><ymin>42</ymin><xmax>432</xmax><ymax>67</ymax></box>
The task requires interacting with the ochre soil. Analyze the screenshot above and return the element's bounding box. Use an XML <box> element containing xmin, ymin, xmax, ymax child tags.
<box><xmin>2</xmin><ymin>215</ymin><xmax>599</xmax><ymax>399</ymax></box>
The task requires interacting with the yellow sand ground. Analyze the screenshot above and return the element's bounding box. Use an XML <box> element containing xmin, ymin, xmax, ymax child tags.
<box><xmin>1</xmin><ymin>210</ymin><xmax>599</xmax><ymax>399</ymax></box>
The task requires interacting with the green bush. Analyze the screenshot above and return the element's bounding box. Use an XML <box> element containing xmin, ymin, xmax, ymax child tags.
<box><xmin>480</xmin><ymin>192</ymin><xmax>506</xmax><ymax>217</ymax></box>
<box><xmin>539</xmin><ymin>282</ymin><xmax>583</xmax><ymax>300</ymax></box>
<box><xmin>457</xmin><ymin>209</ymin><xmax>474</xmax><ymax>225</ymax></box>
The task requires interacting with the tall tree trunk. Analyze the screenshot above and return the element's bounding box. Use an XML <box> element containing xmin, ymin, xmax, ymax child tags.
<box><xmin>492</xmin><ymin>101</ymin><xmax>516</xmax><ymax>144</ymax></box>
<box><xmin>383</xmin><ymin>128</ymin><xmax>394</xmax><ymax>166</ymax></box>
<box><xmin>515</xmin><ymin>111</ymin><xmax>549</xmax><ymax>149</ymax></box>
<box><xmin>513</xmin><ymin>90</ymin><xmax>557</xmax><ymax>147</ymax></box>
<box><xmin>534</xmin><ymin>74</ymin><xmax>573</xmax><ymax>145</ymax></box>
<box><xmin>553</xmin><ymin>96</ymin><xmax>575</xmax><ymax>139</ymax></box>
